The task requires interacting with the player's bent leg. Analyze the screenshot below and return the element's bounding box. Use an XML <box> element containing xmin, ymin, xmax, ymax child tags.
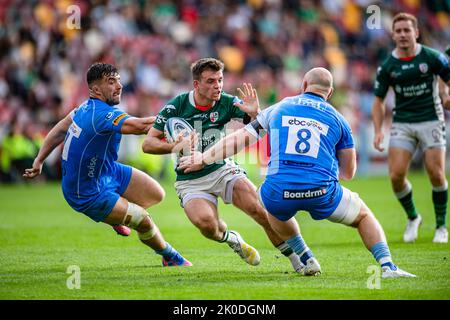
<box><xmin>328</xmin><ymin>188</ymin><xmax>415</xmax><ymax>278</ymax></box>
<box><xmin>104</xmin><ymin>197</ymin><xmax>191</xmax><ymax>267</ymax></box>
<box><xmin>388</xmin><ymin>148</ymin><xmax>413</xmax><ymax>193</ymax></box>
<box><xmin>350</xmin><ymin>202</ymin><xmax>387</xmax><ymax>250</ymax></box>
<box><xmin>110</xmin><ymin>168</ymin><xmax>165</xmax><ymax>237</ymax></box>
<box><xmin>388</xmin><ymin>148</ymin><xmax>422</xmax><ymax>241</ymax></box>
<box><xmin>232</xmin><ymin>178</ymin><xmax>285</xmax><ymax>246</ymax></box>
<box><xmin>135</xmin><ymin>217</ymin><xmax>192</xmax><ymax>267</ymax></box>
<box><xmin>184</xmin><ymin>197</ymin><xmax>260</xmax><ymax>266</ymax></box>
<box><xmin>266</xmin><ymin>214</ymin><xmax>320</xmax><ymax>276</ymax></box>
<box><xmin>122</xmin><ymin>168</ymin><xmax>165</xmax><ymax>209</ymax></box>
<box><xmin>233</xmin><ymin>178</ymin><xmax>303</xmax><ymax>270</ymax></box>
<box><xmin>424</xmin><ymin>147</ymin><xmax>447</xmax><ymax>187</ymax></box>
<box><xmin>184</xmin><ymin>198</ymin><xmax>224</xmax><ymax>241</ymax></box>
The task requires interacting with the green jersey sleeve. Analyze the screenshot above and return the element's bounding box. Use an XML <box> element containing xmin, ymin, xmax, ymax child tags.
<box><xmin>153</xmin><ymin>98</ymin><xmax>179</xmax><ymax>132</ymax></box>
<box><xmin>429</xmin><ymin>48</ymin><xmax>450</xmax><ymax>82</ymax></box>
<box><xmin>374</xmin><ymin>64</ymin><xmax>390</xmax><ymax>99</ymax></box>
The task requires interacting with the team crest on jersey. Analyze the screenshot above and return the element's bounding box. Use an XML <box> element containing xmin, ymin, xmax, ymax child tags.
<box><xmin>105</xmin><ymin>112</ymin><xmax>113</xmax><ymax>120</ymax></box>
<box><xmin>419</xmin><ymin>63</ymin><xmax>428</xmax><ymax>73</ymax></box>
<box><xmin>210</xmin><ymin>112</ymin><xmax>219</xmax><ymax>123</ymax></box>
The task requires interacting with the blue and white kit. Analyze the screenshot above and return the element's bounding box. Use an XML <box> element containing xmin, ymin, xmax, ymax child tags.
<box><xmin>61</xmin><ymin>98</ymin><xmax>131</xmax><ymax>222</ymax></box>
<box><xmin>245</xmin><ymin>92</ymin><xmax>357</xmax><ymax>222</ymax></box>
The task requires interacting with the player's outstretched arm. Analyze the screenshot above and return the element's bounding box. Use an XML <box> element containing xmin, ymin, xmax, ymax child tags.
<box><xmin>371</xmin><ymin>96</ymin><xmax>386</xmax><ymax>152</ymax></box>
<box><xmin>179</xmin><ymin>128</ymin><xmax>258</xmax><ymax>173</ymax></box>
<box><xmin>234</xmin><ymin>83</ymin><xmax>261</xmax><ymax>119</ymax></box>
<box><xmin>142</xmin><ymin>127</ymin><xmax>174</xmax><ymax>154</ymax></box>
<box><xmin>121</xmin><ymin>116</ymin><xmax>156</xmax><ymax>135</ymax></box>
<box><xmin>336</xmin><ymin>148</ymin><xmax>357</xmax><ymax>180</ymax></box>
<box><xmin>23</xmin><ymin>113</ymin><xmax>73</xmax><ymax>179</ymax></box>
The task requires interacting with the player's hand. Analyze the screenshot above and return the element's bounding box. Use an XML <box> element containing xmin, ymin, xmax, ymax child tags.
<box><xmin>172</xmin><ymin>130</ymin><xmax>198</xmax><ymax>155</ymax></box>
<box><xmin>373</xmin><ymin>131</ymin><xmax>385</xmax><ymax>152</ymax></box>
<box><xmin>142</xmin><ymin>116</ymin><xmax>156</xmax><ymax>133</ymax></box>
<box><xmin>178</xmin><ymin>151</ymin><xmax>205</xmax><ymax>173</ymax></box>
<box><xmin>443</xmin><ymin>96</ymin><xmax>450</xmax><ymax>110</ymax></box>
<box><xmin>146</xmin><ymin>116</ymin><xmax>157</xmax><ymax>124</ymax></box>
<box><xmin>234</xmin><ymin>83</ymin><xmax>260</xmax><ymax>118</ymax></box>
<box><xmin>23</xmin><ymin>159</ymin><xmax>43</xmax><ymax>179</ymax></box>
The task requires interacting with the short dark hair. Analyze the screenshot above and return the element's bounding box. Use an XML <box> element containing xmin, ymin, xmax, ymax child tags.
<box><xmin>190</xmin><ymin>58</ymin><xmax>224</xmax><ymax>81</ymax></box>
<box><xmin>392</xmin><ymin>12</ymin><xmax>418</xmax><ymax>31</ymax></box>
<box><xmin>86</xmin><ymin>62</ymin><xmax>118</xmax><ymax>86</ymax></box>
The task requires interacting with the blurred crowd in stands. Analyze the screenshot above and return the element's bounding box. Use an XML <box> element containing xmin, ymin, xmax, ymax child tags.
<box><xmin>0</xmin><ymin>0</ymin><xmax>449</xmax><ymax>183</ymax></box>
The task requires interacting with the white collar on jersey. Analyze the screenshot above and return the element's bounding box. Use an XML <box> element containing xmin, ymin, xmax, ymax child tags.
<box><xmin>392</xmin><ymin>44</ymin><xmax>422</xmax><ymax>59</ymax></box>
<box><xmin>189</xmin><ymin>90</ymin><xmax>195</xmax><ymax>107</ymax></box>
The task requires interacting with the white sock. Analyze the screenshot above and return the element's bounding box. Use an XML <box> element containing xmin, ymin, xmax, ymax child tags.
<box><xmin>288</xmin><ymin>253</ymin><xmax>304</xmax><ymax>272</ymax></box>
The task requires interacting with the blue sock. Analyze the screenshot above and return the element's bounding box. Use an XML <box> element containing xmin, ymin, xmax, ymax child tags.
<box><xmin>155</xmin><ymin>242</ymin><xmax>176</xmax><ymax>258</ymax></box>
<box><xmin>286</xmin><ymin>235</ymin><xmax>313</xmax><ymax>265</ymax></box>
<box><xmin>370</xmin><ymin>241</ymin><xmax>396</xmax><ymax>270</ymax></box>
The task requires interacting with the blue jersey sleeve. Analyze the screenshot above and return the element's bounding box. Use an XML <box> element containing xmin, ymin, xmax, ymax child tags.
<box><xmin>335</xmin><ymin>113</ymin><xmax>354</xmax><ymax>150</ymax></box>
<box><xmin>256</xmin><ymin>103</ymin><xmax>280</xmax><ymax>130</ymax></box>
<box><xmin>94</xmin><ymin>108</ymin><xmax>130</xmax><ymax>134</ymax></box>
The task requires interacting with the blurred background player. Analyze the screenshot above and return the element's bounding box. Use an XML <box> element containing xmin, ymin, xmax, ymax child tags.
<box><xmin>372</xmin><ymin>13</ymin><xmax>450</xmax><ymax>243</ymax></box>
<box><xmin>143</xmin><ymin>57</ymin><xmax>303</xmax><ymax>271</ymax></box>
<box><xmin>24</xmin><ymin>62</ymin><xmax>191</xmax><ymax>267</ymax></box>
<box><xmin>180</xmin><ymin>67</ymin><xmax>416</xmax><ymax>278</ymax></box>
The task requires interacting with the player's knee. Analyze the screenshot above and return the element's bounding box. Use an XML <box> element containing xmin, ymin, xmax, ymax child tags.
<box><xmin>156</xmin><ymin>187</ymin><xmax>166</xmax><ymax>203</ymax></box>
<box><xmin>389</xmin><ymin>171</ymin><xmax>405</xmax><ymax>185</ymax></box>
<box><xmin>121</xmin><ymin>202</ymin><xmax>149</xmax><ymax>230</ymax></box>
<box><xmin>140</xmin><ymin>187</ymin><xmax>165</xmax><ymax>208</ymax></box>
<box><xmin>350</xmin><ymin>210</ymin><xmax>367</xmax><ymax>228</ymax></box>
<box><xmin>195</xmin><ymin>216</ymin><xmax>218</xmax><ymax>234</ymax></box>
<box><xmin>429</xmin><ymin>170</ymin><xmax>446</xmax><ymax>186</ymax></box>
<box><xmin>137</xmin><ymin>217</ymin><xmax>158</xmax><ymax>241</ymax></box>
<box><xmin>150</xmin><ymin>187</ymin><xmax>166</xmax><ymax>206</ymax></box>
<box><xmin>136</xmin><ymin>216</ymin><xmax>151</xmax><ymax>232</ymax></box>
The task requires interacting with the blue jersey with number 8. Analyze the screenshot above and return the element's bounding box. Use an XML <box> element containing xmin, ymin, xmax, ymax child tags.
<box><xmin>256</xmin><ymin>92</ymin><xmax>354</xmax><ymax>187</ymax></box>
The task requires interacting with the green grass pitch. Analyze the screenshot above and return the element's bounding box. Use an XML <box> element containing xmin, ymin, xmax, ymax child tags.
<box><xmin>0</xmin><ymin>171</ymin><xmax>449</xmax><ymax>300</ymax></box>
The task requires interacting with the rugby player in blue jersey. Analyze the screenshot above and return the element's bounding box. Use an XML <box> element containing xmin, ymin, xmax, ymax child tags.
<box><xmin>179</xmin><ymin>68</ymin><xmax>415</xmax><ymax>278</ymax></box>
<box><xmin>24</xmin><ymin>63</ymin><xmax>191</xmax><ymax>267</ymax></box>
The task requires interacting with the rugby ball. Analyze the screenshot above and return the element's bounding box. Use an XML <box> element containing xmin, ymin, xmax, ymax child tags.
<box><xmin>164</xmin><ymin>117</ymin><xmax>195</xmax><ymax>155</ymax></box>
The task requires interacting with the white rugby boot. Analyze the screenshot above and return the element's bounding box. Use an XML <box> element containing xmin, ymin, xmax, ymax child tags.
<box><xmin>432</xmin><ymin>226</ymin><xmax>448</xmax><ymax>243</ymax></box>
<box><xmin>299</xmin><ymin>257</ymin><xmax>321</xmax><ymax>276</ymax></box>
<box><xmin>227</xmin><ymin>231</ymin><xmax>261</xmax><ymax>266</ymax></box>
<box><xmin>382</xmin><ymin>264</ymin><xmax>416</xmax><ymax>278</ymax></box>
<box><xmin>403</xmin><ymin>214</ymin><xmax>422</xmax><ymax>243</ymax></box>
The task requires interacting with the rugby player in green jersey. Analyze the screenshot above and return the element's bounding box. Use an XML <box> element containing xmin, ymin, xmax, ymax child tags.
<box><xmin>372</xmin><ymin>13</ymin><xmax>450</xmax><ymax>243</ymax></box>
<box><xmin>142</xmin><ymin>58</ymin><xmax>303</xmax><ymax>272</ymax></box>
